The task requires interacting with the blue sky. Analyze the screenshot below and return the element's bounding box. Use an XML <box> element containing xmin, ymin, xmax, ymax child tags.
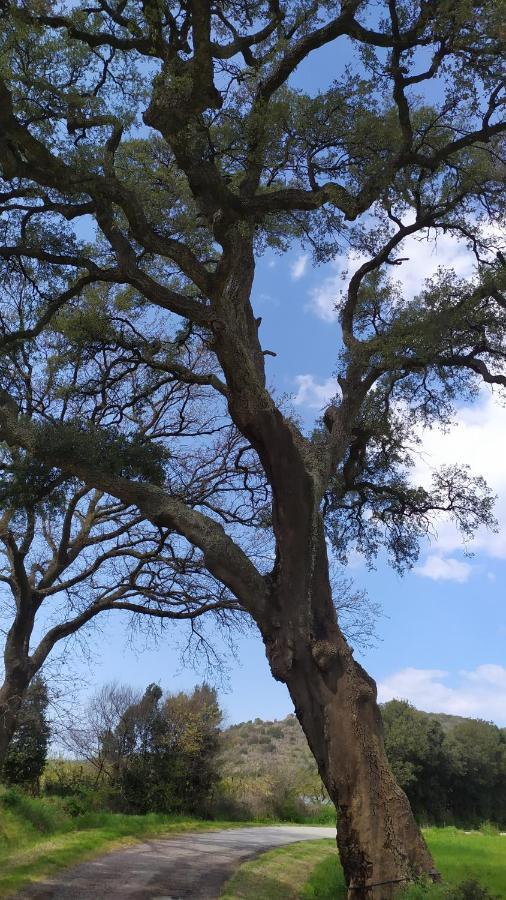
<box><xmin>36</xmin><ymin>32</ymin><xmax>506</xmax><ymax>730</ymax></box>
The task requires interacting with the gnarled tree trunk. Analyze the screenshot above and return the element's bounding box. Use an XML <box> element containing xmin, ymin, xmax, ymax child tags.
<box><xmin>0</xmin><ymin>671</ymin><xmax>30</xmax><ymax>771</ymax></box>
<box><xmin>261</xmin><ymin>529</ymin><xmax>437</xmax><ymax>899</ymax></box>
<box><xmin>0</xmin><ymin>615</ymin><xmax>34</xmax><ymax>771</ymax></box>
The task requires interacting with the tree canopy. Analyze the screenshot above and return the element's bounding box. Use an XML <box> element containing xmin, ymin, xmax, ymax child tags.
<box><xmin>0</xmin><ymin>0</ymin><xmax>504</xmax><ymax>893</ymax></box>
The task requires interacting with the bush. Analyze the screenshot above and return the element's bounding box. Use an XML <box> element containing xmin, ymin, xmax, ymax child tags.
<box><xmin>266</xmin><ymin>726</ymin><xmax>284</xmax><ymax>739</ymax></box>
<box><xmin>447</xmin><ymin>882</ymin><xmax>500</xmax><ymax>900</ymax></box>
<box><xmin>211</xmin><ymin>767</ymin><xmax>327</xmax><ymax>823</ymax></box>
<box><xmin>3</xmin><ymin>679</ymin><xmax>50</xmax><ymax>789</ymax></box>
<box><xmin>42</xmin><ymin>759</ymin><xmax>98</xmax><ymax>797</ymax></box>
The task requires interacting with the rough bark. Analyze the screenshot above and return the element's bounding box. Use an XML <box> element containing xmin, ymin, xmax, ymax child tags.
<box><xmin>262</xmin><ymin>529</ymin><xmax>437</xmax><ymax>899</ymax></box>
<box><xmin>0</xmin><ymin>668</ymin><xmax>31</xmax><ymax>770</ymax></box>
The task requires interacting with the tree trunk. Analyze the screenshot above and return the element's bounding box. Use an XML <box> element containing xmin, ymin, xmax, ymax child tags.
<box><xmin>287</xmin><ymin>642</ymin><xmax>436</xmax><ymax>898</ymax></box>
<box><xmin>262</xmin><ymin>535</ymin><xmax>438</xmax><ymax>899</ymax></box>
<box><xmin>0</xmin><ymin>671</ymin><xmax>29</xmax><ymax>771</ymax></box>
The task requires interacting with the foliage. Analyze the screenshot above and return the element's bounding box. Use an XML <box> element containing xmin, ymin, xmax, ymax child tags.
<box><xmin>216</xmin><ymin>713</ymin><xmax>331</xmax><ymax>821</ymax></box>
<box><xmin>68</xmin><ymin>681</ymin><xmax>223</xmax><ymax>814</ymax></box>
<box><xmin>382</xmin><ymin>700</ymin><xmax>451</xmax><ymax>822</ymax></box>
<box><xmin>381</xmin><ymin>701</ymin><xmax>506</xmax><ymax>827</ymax></box>
<box><xmin>42</xmin><ymin>758</ymin><xmax>99</xmax><ymax>798</ymax></box>
<box><xmin>218</xmin><ymin>709</ymin><xmax>506</xmax><ymax>828</ymax></box>
<box><xmin>2</xmin><ymin>678</ymin><xmax>50</xmax><ymax>788</ymax></box>
<box><xmin>444</xmin><ymin>720</ymin><xmax>506</xmax><ymax>826</ymax></box>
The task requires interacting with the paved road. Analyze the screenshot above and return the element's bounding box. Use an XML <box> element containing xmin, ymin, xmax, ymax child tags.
<box><xmin>17</xmin><ymin>825</ymin><xmax>336</xmax><ymax>900</ymax></box>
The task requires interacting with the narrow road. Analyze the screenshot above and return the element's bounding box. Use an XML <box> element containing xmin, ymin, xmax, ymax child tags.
<box><xmin>17</xmin><ymin>825</ymin><xmax>336</xmax><ymax>900</ymax></box>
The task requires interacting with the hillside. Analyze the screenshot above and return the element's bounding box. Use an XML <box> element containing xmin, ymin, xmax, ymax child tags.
<box><xmin>219</xmin><ymin>707</ymin><xmax>469</xmax><ymax>778</ymax></box>
<box><xmin>219</xmin><ymin>714</ymin><xmax>314</xmax><ymax>776</ymax></box>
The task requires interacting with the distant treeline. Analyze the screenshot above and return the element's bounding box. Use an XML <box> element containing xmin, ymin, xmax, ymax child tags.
<box><xmin>382</xmin><ymin>700</ymin><xmax>506</xmax><ymax>828</ymax></box>
<box><xmin>3</xmin><ymin>682</ymin><xmax>505</xmax><ymax>828</ymax></box>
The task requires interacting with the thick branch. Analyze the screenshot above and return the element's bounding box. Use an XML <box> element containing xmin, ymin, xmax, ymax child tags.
<box><xmin>0</xmin><ymin>405</ymin><xmax>268</xmax><ymax>619</ymax></box>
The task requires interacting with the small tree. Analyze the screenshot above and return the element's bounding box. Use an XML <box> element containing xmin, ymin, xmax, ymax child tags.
<box><xmin>2</xmin><ymin>676</ymin><xmax>49</xmax><ymax>789</ymax></box>
<box><xmin>161</xmin><ymin>683</ymin><xmax>222</xmax><ymax>813</ymax></box>
<box><xmin>0</xmin><ymin>285</ymin><xmax>245</xmax><ymax>767</ymax></box>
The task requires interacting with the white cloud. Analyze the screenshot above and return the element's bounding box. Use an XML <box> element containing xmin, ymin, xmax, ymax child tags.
<box><xmin>291</xmin><ymin>253</ymin><xmax>309</xmax><ymax>281</ymax></box>
<box><xmin>386</xmin><ymin>230</ymin><xmax>475</xmax><ymax>298</ymax></box>
<box><xmin>307</xmin><ymin>265</ymin><xmax>342</xmax><ymax>322</ymax></box>
<box><xmin>412</xmin><ymin>391</ymin><xmax>506</xmax><ymax>566</ymax></box>
<box><xmin>414</xmin><ymin>554</ymin><xmax>472</xmax><ymax>583</ymax></box>
<box><xmin>378</xmin><ymin>665</ymin><xmax>506</xmax><ymax>724</ymax></box>
<box><xmin>306</xmin><ymin>231</ymin><xmax>475</xmax><ymax>323</ymax></box>
<box><xmin>293</xmin><ymin>374</ymin><xmax>337</xmax><ymax>409</ymax></box>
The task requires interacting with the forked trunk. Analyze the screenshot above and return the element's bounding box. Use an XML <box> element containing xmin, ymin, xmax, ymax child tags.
<box><xmin>262</xmin><ymin>535</ymin><xmax>438</xmax><ymax>898</ymax></box>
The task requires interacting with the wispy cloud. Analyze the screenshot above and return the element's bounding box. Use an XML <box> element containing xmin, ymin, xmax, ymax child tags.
<box><xmin>414</xmin><ymin>555</ymin><xmax>472</xmax><ymax>583</ymax></box>
<box><xmin>307</xmin><ymin>271</ymin><xmax>340</xmax><ymax>321</ymax></box>
<box><xmin>293</xmin><ymin>374</ymin><xmax>337</xmax><ymax>409</ymax></box>
<box><xmin>291</xmin><ymin>253</ymin><xmax>309</xmax><ymax>281</ymax></box>
<box><xmin>306</xmin><ymin>231</ymin><xmax>475</xmax><ymax>323</ymax></box>
<box><xmin>378</xmin><ymin>664</ymin><xmax>506</xmax><ymax>724</ymax></box>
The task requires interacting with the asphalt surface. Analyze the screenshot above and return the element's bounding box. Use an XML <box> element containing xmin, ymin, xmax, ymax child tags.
<box><xmin>17</xmin><ymin>825</ymin><xmax>336</xmax><ymax>900</ymax></box>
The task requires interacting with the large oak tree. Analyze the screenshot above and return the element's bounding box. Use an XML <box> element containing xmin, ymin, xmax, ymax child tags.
<box><xmin>0</xmin><ymin>0</ymin><xmax>504</xmax><ymax>895</ymax></box>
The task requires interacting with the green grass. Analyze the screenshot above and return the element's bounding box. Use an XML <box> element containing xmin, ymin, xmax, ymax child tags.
<box><xmin>2</xmin><ymin>791</ymin><xmax>505</xmax><ymax>900</ymax></box>
<box><xmin>222</xmin><ymin>830</ymin><xmax>506</xmax><ymax>900</ymax></box>
<box><xmin>0</xmin><ymin>787</ymin><xmax>244</xmax><ymax>898</ymax></box>
<box><xmin>221</xmin><ymin>840</ymin><xmax>337</xmax><ymax>900</ymax></box>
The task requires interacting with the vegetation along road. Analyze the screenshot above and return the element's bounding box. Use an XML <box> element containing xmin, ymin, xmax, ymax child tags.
<box><xmin>15</xmin><ymin>825</ymin><xmax>335</xmax><ymax>899</ymax></box>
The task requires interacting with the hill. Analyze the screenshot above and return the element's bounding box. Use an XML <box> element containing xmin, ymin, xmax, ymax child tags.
<box><xmin>219</xmin><ymin>714</ymin><xmax>313</xmax><ymax>775</ymax></box>
<box><xmin>219</xmin><ymin>707</ymin><xmax>470</xmax><ymax>779</ymax></box>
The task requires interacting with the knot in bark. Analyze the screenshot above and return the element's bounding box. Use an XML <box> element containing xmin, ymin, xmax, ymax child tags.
<box><xmin>265</xmin><ymin>635</ymin><xmax>293</xmax><ymax>683</ymax></box>
<box><xmin>311</xmin><ymin>639</ymin><xmax>339</xmax><ymax>672</ymax></box>
<box><xmin>323</xmin><ymin>404</ymin><xmax>339</xmax><ymax>432</ymax></box>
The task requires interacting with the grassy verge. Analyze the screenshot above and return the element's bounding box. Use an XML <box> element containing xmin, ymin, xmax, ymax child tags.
<box><xmin>221</xmin><ymin>840</ymin><xmax>337</xmax><ymax>900</ymax></box>
<box><xmin>0</xmin><ymin>787</ymin><xmax>245</xmax><ymax>898</ymax></box>
<box><xmin>221</xmin><ymin>830</ymin><xmax>506</xmax><ymax>900</ymax></box>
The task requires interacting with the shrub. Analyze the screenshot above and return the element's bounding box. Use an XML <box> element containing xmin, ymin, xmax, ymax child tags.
<box><xmin>42</xmin><ymin>759</ymin><xmax>98</xmax><ymax>797</ymax></box>
<box><xmin>3</xmin><ymin>679</ymin><xmax>50</xmax><ymax>789</ymax></box>
<box><xmin>447</xmin><ymin>882</ymin><xmax>500</xmax><ymax>900</ymax></box>
<box><xmin>267</xmin><ymin>726</ymin><xmax>284</xmax><ymax>739</ymax></box>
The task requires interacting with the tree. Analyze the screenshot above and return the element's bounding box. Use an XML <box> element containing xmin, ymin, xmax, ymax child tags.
<box><xmin>2</xmin><ymin>676</ymin><xmax>50</xmax><ymax>788</ymax></box>
<box><xmin>0</xmin><ymin>0</ymin><xmax>504</xmax><ymax>894</ymax></box>
<box><xmin>445</xmin><ymin>719</ymin><xmax>506</xmax><ymax>827</ymax></box>
<box><xmin>0</xmin><ymin>273</ymin><xmax>375</xmax><ymax>771</ymax></box>
<box><xmin>0</xmin><ymin>285</ymin><xmax>247</xmax><ymax>766</ymax></box>
<box><xmin>382</xmin><ymin>701</ymin><xmax>450</xmax><ymax>824</ymax></box>
<box><xmin>382</xmin><ymin>703</ymin><xmax>506</xmax><ymax>827</ymax></box>
<box><xmin>161</xmin><ymin>683</ymin><xmax>222</xmax><ymax>812</ymax></box>
<box><xmin>63</xmin><ymin>681</ymin><xmax>222</xmax><ymax>813</ymax></box>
